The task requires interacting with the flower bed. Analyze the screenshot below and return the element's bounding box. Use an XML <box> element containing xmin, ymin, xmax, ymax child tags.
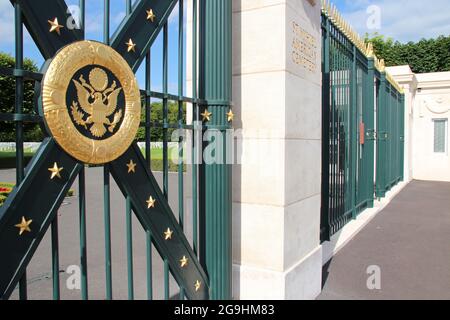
<box><xmin>0</xmin><ymin>182</ymin><xmax>74</xmax><ymax>206</ymax></box>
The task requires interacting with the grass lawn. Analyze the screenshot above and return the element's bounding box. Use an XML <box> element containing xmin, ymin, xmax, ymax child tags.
<box><xmin>0</xmin><ymin>147</ymin><xmax>184</xmax><ymax>172</ymax></box>
<box><xmin>142</xmin><ymin>146</ymin><xmax>179</xmax><ymax>161</ymax></box>
<box><xmin>141</xmin><ymin>147</ymin><xmax>184</xmax><ymax>172</ymax></box>
<box><xmin>0</xmin><ymin>146</ymin><xmax>184</xmax><ymax>206</ymax></box>
<box><xmin>0</xmin><ymin>151</ymin><xmax>35</xmax><ymax>169</ymax></box>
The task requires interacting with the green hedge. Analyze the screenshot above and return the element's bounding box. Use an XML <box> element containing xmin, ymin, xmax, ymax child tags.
<box><xmin>365</xmin><ymin>34</ymin><xmax>450</xmax><ymax>73</ymax></box>
<box><xmin>1</xmin><ymin>52</ymin><xmax>188</xmax><ymax>143</ymax></box>
<box><xmin>136</xmin><ymin>101</ymin><xmax>186</xmax><ymax>142</ymax></box>
<box><xmin>0</xmin><ymin>152</ymin><xmax>34</xmax><ymax>169</ymax></box>
<box><xmin>0</xmin><ymin>52</ymin><xmax>44</xmax><ymax>142</ymax></box>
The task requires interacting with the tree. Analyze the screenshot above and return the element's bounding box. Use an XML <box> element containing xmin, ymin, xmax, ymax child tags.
<box><xmin>0</xmin><ymin>52</ymin><xmax>187</xmax><ymax>143</ymax></box>
<box><xmin>135</xmin><ymin>101</ymin><xmax>186</xmax><ymax>142</ymax></box>
<box><xmin>365</xmin><ymin>33</ymin><xmax>450</xmax><ymax>74</ymax></box>
<box><xmin>0</xmin><ymin>52</ymin><xmax>42</xmax><ymax>142</ymax></box>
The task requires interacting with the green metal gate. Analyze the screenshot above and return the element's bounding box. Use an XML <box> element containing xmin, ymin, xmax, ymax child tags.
<box><xmin>320</xmin><ymin>1</ymin><xmax>405</xmax><ymax>241</ymax></box>
<box><xmin>0</xmin><ymin>0</ymin><xmax>232</xmax><ymax>300</ymax></box>
<box><xmin>321</xmin><ymin>11</ymin><xmax>354</xmax><ymax>238</ymax></box>
<box><xmin>375</xmin><ymin>72</ymin><xmax>405</xmax><ymax>198</ymax></box>
<box><xmin>355</xmin><ymin>50</ymin><xmax>375</xmax><ymax>214</ymax></box>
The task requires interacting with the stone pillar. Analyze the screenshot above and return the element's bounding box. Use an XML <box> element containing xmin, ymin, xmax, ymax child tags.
<box><xmin>386</xmin><ymin>66</ymin><xmax>417</xmax><ymax>182</ymax></box>
<box><xmin>232</xmin><ymin>0</ymin><xmax>322</xmax><ymax>299</ymax></box>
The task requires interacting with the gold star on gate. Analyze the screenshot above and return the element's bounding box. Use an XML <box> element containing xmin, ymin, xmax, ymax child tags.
<box><xmin>48</xmin><ymin>17</ymin><xmax>64</xmax><ymax>35</ymax></box>
<box><xmin>164</xmin><ymin>228</ymin><xmax>173</xmax><ymax>240</ymax></box>
<box><xmin>227</xmin><ymin>110</ymin><xmax>234</xmax><ymax>122</ymax></box>
<box><xmin>126</xmin><ymin>160</ymin><xmax>137</xmax><ymax>173</ymax></box>
<box><xmin>180</xmin><ymin>256</ymin><xmax>188</xmax><ymax>268</ymax></box>
<box><xmin>146</xmin><ymin>196</ymin><xmax>156</xmax><ymax>209</ymax></box>
<box><xmin>195</xmin><ymin>280</ymin><xmax>201</xmax><ymax>292</ymax></box>
<box><xmin>126</xmin><ymin>39</ymin><xmax>136</xmax><ymax>52</ymax></box>
<box><xmin>15</xmin><ymin>217</ymin><xmax>32</xmax><ymax>236</ymax></box>
<box><xmin>201</xmin><ymin>109</ymin><xmax>212</xmax><ymax>122</ymax></box>
<box><xmin>146</xmin><ymin>9</ymin><xmax>156</xmax><ymax>22</ymax></box>
<box><xmin>48</xmin><ymin>162</ymin><xmax>63</xmax><ymax>179</ymax></box>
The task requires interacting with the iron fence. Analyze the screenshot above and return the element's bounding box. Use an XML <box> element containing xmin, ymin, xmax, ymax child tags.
<box><xmin>321</xmin><ymin>2</ymin><xmax>405</xmax><ymax>241</ymax></box>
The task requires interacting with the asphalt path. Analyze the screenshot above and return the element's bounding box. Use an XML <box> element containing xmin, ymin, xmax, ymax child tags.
<box><xmin>319</xmin><ymin>180</ymin><xmax>450</xmax><ymax>300</ymax></box>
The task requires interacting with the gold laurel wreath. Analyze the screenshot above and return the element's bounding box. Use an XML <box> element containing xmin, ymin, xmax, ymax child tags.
<box><xmin>71</xmin><ymin>102</ymin><xmax>88</xmax><ymax>129</ymax></box>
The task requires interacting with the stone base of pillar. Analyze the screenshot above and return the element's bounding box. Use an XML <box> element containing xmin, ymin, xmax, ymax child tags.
<box><xmin>232</xmin><ymin>246</ymin><xmax>322</xmax><ymax>300</ymax></box>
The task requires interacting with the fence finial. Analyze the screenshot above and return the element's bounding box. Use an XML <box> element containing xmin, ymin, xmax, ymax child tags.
<box><xmin>326</xmin><ymin>0</ymin><xmax>332</xmax><ymax>14</ymax></box>
<box><xmin>379</xmin><ymin>59</ymin><xmax>385</xmax><ymax>71</ymax></box>
<box><xmin>322</xmin><ymin>1</ymin><xmax>403</xmax><ymax>93</ymax></box>
<box><xmin>366</xmin><ymin>42</ymin><xmax>374</xmax><ymax>57</ymax></box>
<box><xmin>321</xmin><ymin>0</ymin><xmax>327</xmax><ymax>12</ymax></box>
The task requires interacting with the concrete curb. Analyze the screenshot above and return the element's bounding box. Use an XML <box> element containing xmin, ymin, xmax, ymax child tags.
<box><xmin>322</xmin><ymin>180</ymin><xmax>411</xmax><ymax>266</ymax></box>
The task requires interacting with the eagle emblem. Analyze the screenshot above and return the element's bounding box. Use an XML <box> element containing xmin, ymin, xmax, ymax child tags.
<box><xmin>70</xmin><ymin>67</ymin><xmax>124</xmax><ymax>138</ymax></box>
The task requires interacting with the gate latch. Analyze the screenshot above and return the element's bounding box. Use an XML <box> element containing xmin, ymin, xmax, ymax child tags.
<box><xmin>377</xmin><ymin>131</ymin><xmax>388</xmax><ymax>140</ymax></box>
<box><xmin>366</xmin><ymin>129</ymin><xmax>376</xmax><ymax>141</ymax></box>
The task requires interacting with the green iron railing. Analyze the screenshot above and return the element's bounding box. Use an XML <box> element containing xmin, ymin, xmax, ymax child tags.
<box><xmin>320</xmin><ymin>5</ymin><xmax>405</xmax><ymax>241</ymax></box>
<box><xmin>321</xmin><ymin>13</ymin><xmax>354</xmax><ymax>238</ymax></box>
<box><xmin>375</xmin><ymin>75</ymin><xmax>405</xmax><ymax>198</ymax></box>
<box><xmin>0</xmin><ymin>0</ymin><xmax>232</xmax><ymax>300</ymax></box>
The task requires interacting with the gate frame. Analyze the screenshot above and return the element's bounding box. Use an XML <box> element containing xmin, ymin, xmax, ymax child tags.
<box><xmin>320</xmin><ymin>1</ymin><xmax>405</xmax><ymax>241</ymax></box>
<box><xmin>0</xmin><ymin>0</ymin><xmax>232</xmax><ymax>300</ymax></box>
<box><xmin>199</xmin><ymin>0</ymin><xmax>233</xmax><ymax>300</ymax></box>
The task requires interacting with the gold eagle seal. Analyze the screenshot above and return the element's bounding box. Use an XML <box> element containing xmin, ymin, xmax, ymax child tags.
<box><xmin>41</xmin><ymin>41</ymin><xmax>141</xmax><ymax>164</ymax></box>
<box><xmin>71</xmin><ymin>68</ymin><xmax>123</xmax><ymax>138</ymax></box>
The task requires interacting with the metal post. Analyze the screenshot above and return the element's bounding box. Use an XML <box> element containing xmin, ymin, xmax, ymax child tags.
<box><xmin>351</xmin><ymin>46</ymin><xmax>358</xmax><ymax>219</ymax></box>
<box><xmin>103</xmin><ymin>166</ymin><xmax>113</xmax><ymax>300</ymax></box>
<box><xmin>400</xmin><ymin>94</ymin><xmax>405</xmax><ymax>181</ymax></box>
<box><xmin>177</xmin><ymin>1</ymin><xmax>185</xmax><ymax>300</ymax></box>
<box><xmin>376</xmin><ymin>73</ymin><xmax>387</xmax><ymax>198</ymax></box>
<box><xmin>78</xmin><ymin>166</ymin><xmax>88</xmax><ymax>300</ymax></box>
<box><xmin>14</xmin><ymin>1</ymin><xmax>27</xmax><ymax>300</ymax></box>
<box><xmin>192</xmin><ymin>0</ymin><xmax>199</xmax><ymax>256</ymax></box>
<box><xmin>163</xmin><ymin>23</ymin><xmax>169</xmax><ymax>198</ymax></box>
<box><xmin>366</xmin><ymin>57</ymin><xmax>375</xmax><ymax>208</ymax></box>
<box><xmin>320</xmin><ymin>16</ymin><xmax>331</xmax><ymax>242</ymax></box>
<box><xmin>126</xmin><ymin>197</ymin><xmax>134</xmax><ymax>300</ymax></box>
<box><xmin>126</xmin><ymin>0</ymin><xmax>132</xmax><ymax>15</ymax></box>
<box><xmin>79</xmin><ymin>0</ymin><xmax>85</xmax><ymax>37</ymax></box>
<box><xmin>386</xmin><ymin>84</ymin><xmax>392</xmax><ymax>189</ymax></box>
<box><xmin>51</xmin><ymin>216</ymin><xmax>60</xmax><ymax>300</ymax></box>
<box><xmin>103</xmin><ymin>0</ymin><xmax>113</xmax><ymax>300</ymax></box>
<box><xmin>199</xmin><ymin>0</ymin><xmax>232</xmax><ymax>300</ymax></box>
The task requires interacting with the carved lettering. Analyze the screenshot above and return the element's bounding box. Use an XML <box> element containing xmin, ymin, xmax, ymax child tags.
<box><xmin>292</xmin><ymin>22</ymin><xmax>317</xmax><ymax>73</ymax></box>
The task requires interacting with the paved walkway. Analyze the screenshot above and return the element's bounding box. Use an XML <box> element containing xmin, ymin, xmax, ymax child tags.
<box><xmin>318</xmin><ymin>180</ymin><xmax>450</xmax><ymax>300</ymax></box>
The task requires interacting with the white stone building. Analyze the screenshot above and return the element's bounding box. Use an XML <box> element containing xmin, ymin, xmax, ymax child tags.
<box><xmin>388</xmin><ymin>66</ymin><xmax>450</xmax><ymax>182</ymax></box>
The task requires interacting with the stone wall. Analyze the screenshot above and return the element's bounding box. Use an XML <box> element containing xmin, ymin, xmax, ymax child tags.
<box><xmin>388</xmin><ymin>66</ymin><xmax>450</xmax><ymax>182</ymax></box>
<box><xmin>231</xmin><ymin>0</ymin><xmax>322</xmax><ymax>300</ymax></box>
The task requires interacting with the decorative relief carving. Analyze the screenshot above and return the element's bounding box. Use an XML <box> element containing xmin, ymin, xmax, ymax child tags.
<box><xmin>420</xmin><ymin>95</ymin><xmax>450</xmax><ymax>116</ymax></box>
<box><xmin>42</xmin><ymin>40</ymin><xmax>141</xmax><ymax>164</ymax></box>
<box><xmin>291</xmin><ymin>22</ymin><xmax>318</xmax><ymax>74</ymax></box>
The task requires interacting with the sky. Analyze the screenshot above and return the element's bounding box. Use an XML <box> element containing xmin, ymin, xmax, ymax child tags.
<box><xmin>0</xmin><ymin>0</ymin><xmax>184</xmax><ymax>94</ymax></box>
<box><xmin>0</xmin><ymin>0</ymin><xmax>449</xmax><ymax>90</ymax></box>
<box><xmin>332</xmin><ymin>0</ymin><xmax>450</xmax><ymax>43</ymax></box>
